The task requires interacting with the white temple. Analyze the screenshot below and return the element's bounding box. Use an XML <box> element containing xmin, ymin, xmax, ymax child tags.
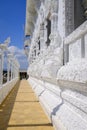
<box><xmin>24</xmin><ymin>0</ymin><xmax>87</xmax><ymax>130</ymax></box>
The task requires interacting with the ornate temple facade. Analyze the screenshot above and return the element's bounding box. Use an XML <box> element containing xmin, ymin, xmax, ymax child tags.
<box><xmin>25</xmin><ymin>0</ymin><xmax>87</xmax><ymax>130</ymax></box>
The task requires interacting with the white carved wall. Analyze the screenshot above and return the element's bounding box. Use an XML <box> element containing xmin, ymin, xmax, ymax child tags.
<box><xmin>26</xmin><ymin>0</ymin><xmax>87</xmax><ymax>130</ymax></box>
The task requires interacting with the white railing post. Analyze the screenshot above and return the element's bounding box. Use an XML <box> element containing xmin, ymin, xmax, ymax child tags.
<box><xmin>0</xmin><ymin>53</ymin><xmax>3</xmax><ymax>87</ymax></box>
<box><xmin>11</xmin><ymin>62</ymin><xmax>13</xmax><ymax>80</ymax></box>
<box><xmin>7</xmin><ymin>57</ymin><xmax>10</xmax><ymax>82</ymax></box>
<box><xmin>0</xmin><ymin>37</ymin><xmax>11</xmax><ymax>84</ymax></box>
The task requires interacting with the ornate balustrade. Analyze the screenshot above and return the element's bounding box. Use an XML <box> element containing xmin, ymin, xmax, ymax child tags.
<box><xmin>0</xmin><ymin>38</ymin><xmax>20</xmax><ymax>104</ymax></box>
<box><xmin>57</xmin><ymin>21</ymin><xmax>87</xmax><ymax>91</ymax></box>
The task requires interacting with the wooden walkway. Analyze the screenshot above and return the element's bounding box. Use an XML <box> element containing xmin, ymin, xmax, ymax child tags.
<box><xmin>0</xmin><ymin>80</ymin><xmax>54</xmax><ymax>130</ymax></box>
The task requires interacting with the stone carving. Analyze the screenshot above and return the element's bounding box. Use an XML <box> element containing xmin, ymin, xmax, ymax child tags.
<box><xmin>65</xmin><ymin>0</ymin><xmax>74</xmax><ymax>36</ymax></box>
<box><xmin>41</xmin><ymin>47</ymin><xmax>63</xmax><ymax>82</ymax></box>
<box><xmin>39</xmin><ymin>7</ymin><xmax>44</xmax><ymax>23</ymax></box>
<box><xmin>57</xmin><ymin>59</ymin><xmax>87</xmax><ymax>83</ymax></box>
<box><xmin>51</xmin><ymin>0</ymin><xmax>58</xmax><ymax>13</ymax></box>
<box><xmin>26</xmin><ymin>1</ymin><xmax>87</xmax><ymax>130</ymax></box>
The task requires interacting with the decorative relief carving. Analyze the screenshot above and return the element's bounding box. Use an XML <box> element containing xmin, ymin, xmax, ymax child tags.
<box><xmin>51</xmin><ymin>13</ymin><xmax>58</xmax><ymax>33</ymax></box>
<box><xmin>51</xmin><ymin>0</ymin><xmax>58</xmax><ymax>13</ymax></box>
<box><xmin>65</xmin><ymin>0</ymin><xmax>74</xmax><ymax>36</ymax></box>
<box><xmin>45</xmin><ymin>0</ymin><xmax>51</xmax><ymax>13</ymax></box>
<box><xmin>40</xmin><ymin>24</ymin><xmax>44</xmax><ymax>38</ymax></box>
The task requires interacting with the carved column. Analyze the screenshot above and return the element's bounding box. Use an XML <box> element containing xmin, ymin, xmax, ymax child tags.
<box><xmin>15</xmin><ymin>66</ymin><xmax>17</xmax><ymax>78</ymax></box>
<box><xmin>7</xmin><ymin>58</ymin><xmax>10</xmax><ymax>82</ymax></box>
<box><xmin>50</xmin><ymin>0</ymin><xmax>58</xmax><ymax>47</ymax></box>
<box><xmin>0</xmin><ymin>53</ymin><xmax>3</xmax><ymax>86</ymax></box>
<box><xmin>14</xmin><ymin>64</ymin><xmax>18</xmax><ymax>78</ymax></box>
<box><xmin>0</xmin><ymin>50</ymin><xmax>4</xmax><ymax>85</ymax></box>
<box><xmin>40</xmin><ymin>23</ymin><xmax>45</xmax><ymax>53</ymax></box>
<box><xmin>44</xmin><ymin>20</ymin><xmax>48</xmax><ymax>48</ymax></box>
<box><xmin>31</xmin><ymin>48</ymin><xmax>35</xmax><ymax>62</ymax></box>
<box><xmin>64</xmin><ymin>0</ymin><xmax>74</xmax><ymax>64</ymax></box>
<box><xmin>13</xmin><ymin>64</ymin><xmax>15</xmax><ymax>79</ymax></box>
<box><xmin>34</xmin><ymin>37</ymin><xmax>38</xmax><ymax>58</ymax></box>
<box><xmin>50</xmin><ymin>13</ymin><xmax>58</xmax><ymax>46</ymax></box>
<box><xmin>11</xmin><ymin>61</ymin><xmax>13</xmax><ymax>80</ymax></box>
<box><xmin>13</xmin><ymin>65</ymin><xmax>15</xmax><ymax>78</ymax></box>
<box><xmin>16</xmin><ymin>68</ymin><xmax>19</xmax><ymax>78</ymax></box>
<box><xmin>33</xmin><ymin>45</ymin><xmax>36</xmax><ymax>60</ymax></box>
<box><xmin>36</xmin><ymin>38</ymin><xmax>40</xmax><ymax>57</ymax></box>
<box><xmin>65</xmin><ymin>0</ymin><xmax>74</xmax><ymax>36</ymax></box>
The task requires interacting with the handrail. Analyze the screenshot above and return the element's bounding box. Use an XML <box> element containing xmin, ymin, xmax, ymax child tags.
<box><xmin>65</xmin><ymin>21</ymin><xmax>87</xmax><ymax>45</ymax></box>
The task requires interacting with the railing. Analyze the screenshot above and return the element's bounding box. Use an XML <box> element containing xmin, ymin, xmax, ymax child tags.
<box><xmin>57</xmin><ymin>21</ymin><xmax>87</xmax><ymax>89</ymax></box>
<box><xmin>64</xmin><ymin>21</ymin><xmax>87</xmax><ymax>63</ymax></box>
<box><xmin>0</xmin><ymin>37</ymin><xmax>20</xmax><ymax>104</ymax></box>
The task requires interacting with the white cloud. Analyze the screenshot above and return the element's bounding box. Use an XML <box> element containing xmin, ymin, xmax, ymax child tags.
<box><xmin>8</xmin><ymin>46</ymin><xmax>28</xmax><ymax>70</ymax></box>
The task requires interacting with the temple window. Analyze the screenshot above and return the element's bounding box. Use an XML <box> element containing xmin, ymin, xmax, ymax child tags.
<box><xmin>46</xmin><ymin>19</ymin><xmax>51</xmax><ymax>46</ymax></box>
<box><xmin>38</xmin><ymin>40</ymin><xmax>40</xmax><ymax>50</ymax></box>
<box><xmin>65</xmin><ymin>0</ymin><xmax>87</xmax><ymax>36</ymax></box>
<box><xmin>34</xmin><ymin>46</ymin><xmax>36</xmax><ymax>56</ymax></box>
<box><xmin>74</xmin><ymin>0</ymin><xmax>85</xmax><ymax>29</ymax></box>
<box><xmin>38</xmin><ymin>39</ymin><xmax>40</xmax><ymax>55</ymax></box>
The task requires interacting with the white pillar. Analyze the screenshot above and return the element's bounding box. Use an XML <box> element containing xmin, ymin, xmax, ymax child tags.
<box><xmin>14</xmin><ymin>66</ymin><xmax>16</xmax><ymax>78</ymax></box>
<box><xmin>13</xmin><ymin>65</ymin><xmax>15</xmax><ymax>79</ymax></box>
<box><xmin>44</xmin><ymin>20</ymin><xmax>48</xmax><ymax>47</ymax></box>
<box><xmin>40</xmin><ymin>23</ymin><xmax>45</xmax><ymax>54</ymax></box>
<box><xmin>11</xmin><ymin>63</ymin><xmax>13</xmax><ymax>80</ymax></box>
<box><xmin>7</xmin><ymin>58</ymin><xmax>10</xmax><ymax>82</ymax></box>
<box><xmin>0</xmin><ymin>53</ymin><xmax>3</xmax><ymax>86</ymax></box>
<box><xmin>50</xmin><ymin>13</ymin><xmax>59</xmax><ymax>48</ymax></box>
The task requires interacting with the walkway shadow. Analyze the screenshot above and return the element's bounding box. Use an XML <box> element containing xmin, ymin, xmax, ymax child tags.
<box><xmin>0</xmin><ymin>80</ymin><xmax>20</xmax><ymax>130</ymax></box>
<box><xmin>7</xmin><ymin>123</ymin><xmax>52</xmax><ymax>127</ymax></box>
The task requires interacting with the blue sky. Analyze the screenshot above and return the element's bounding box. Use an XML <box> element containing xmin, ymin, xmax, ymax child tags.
<box><xmin>0</xmin><ymin>0</ymin><xmax>29</xmax><ymax>70</ymax></box>
<box><xmin>0</xmin><ymin>0</ymin><xmax>26</xmax><ymax>49</ymax></box>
